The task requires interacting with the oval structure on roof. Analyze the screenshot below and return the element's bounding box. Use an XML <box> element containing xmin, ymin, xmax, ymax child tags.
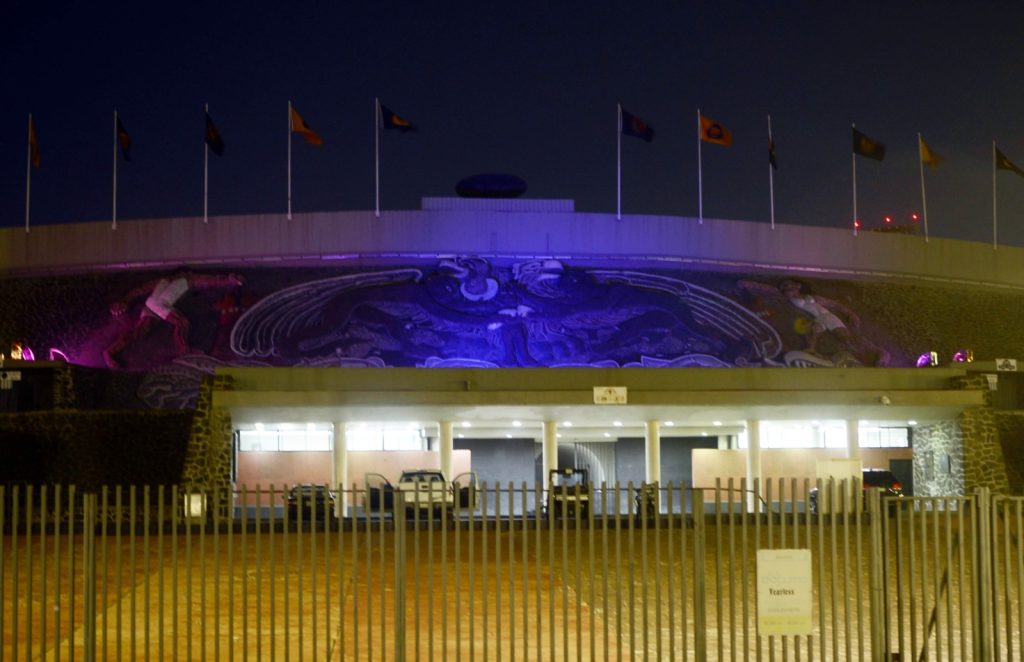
<box><xmin>455</xmin><ymin>173</ymin><xmax>527</xmax><ymax>198</ymax></box>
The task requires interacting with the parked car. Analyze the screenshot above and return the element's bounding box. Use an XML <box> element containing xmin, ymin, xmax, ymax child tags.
<box><xmin>808</xmin><ymin>469</ymin><xmax>904</xmax><ymax>514</ymax></box>
<box><xmin>398</xmin><ymin>469</ymin><xmax>453</xmax><ymax>519</ymax></box>
<box><xmin>285</xmin><ymin>484</ymin><xmax>335</xmax><ymax>520</ymax></box>
<box><xmin>546</xmin><ymin>467</ymin><xmax>590</xmax><ymax>519</ymax></box>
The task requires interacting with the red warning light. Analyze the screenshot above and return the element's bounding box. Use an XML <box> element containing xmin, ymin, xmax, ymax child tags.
<box><xmin>884</xmin><ymin>215</ymin><xmax>892</xmax><ymax>224</ymax></box>
<box><xmin>911</xmin><ymin>213</ymin><xmax>920</xmax><ymax>222</ymax></box>
<box><xmin>854</xmin><ymin>219</ymin><xmax>861</xmax><ymax>229</ymax></box>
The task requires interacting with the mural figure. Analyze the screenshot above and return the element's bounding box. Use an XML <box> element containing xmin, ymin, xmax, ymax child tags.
<box><xmin>738</xmin><ymin>279</ymin><xmax>888</xmax><ymax>366</ymax></box>
<box><xmin>104</xmin><ymin>270</ymin><xmax>244</xmax><ymax>369</ymax></box>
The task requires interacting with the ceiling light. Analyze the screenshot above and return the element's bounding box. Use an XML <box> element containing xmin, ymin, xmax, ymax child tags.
<box><xmin>603</xmin><ymin>432</ymin><xmax>611</xmax><ymax>438</ymax></box>
<box><xmin>461</xmin><ymin>421</ymin><xmax>471</xmax><ymax>428</ymax></box>
<box><xmin>254</xmin><ymin>422</ymin><xmax>264</xmax><ymax>431</ymax></box>
<box><xmin>613</xmin><ymin>420</ymin><xmax>623</xmax><ymax>427</ymax></box>
<box><xmin>512</xmin><ymin>420</ymin><xmax>522</xmax><ymax>427</ymax></box>
<box><xmin>907</xmin><ymin>420</ymin><xmax>918</xmax><ymax>426</ymax></box>
<box><xmin>664</xmin><ymin>420</ymin><xmax>675</xmax><ymax>426</ymax></box>
<box><xmin>712</xmin><ymin>421</ymin><xmax>722</xmax><ymax>427</ymax></box>
<box><xmin>562</xmin><ymin>421</ymin><xmax>573</xmax><ymax>427</ymax></box>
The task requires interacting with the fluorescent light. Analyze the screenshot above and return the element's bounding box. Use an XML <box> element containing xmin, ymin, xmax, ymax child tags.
<box><xmin>512</xmin><ymin>420</ymin><xmax>522</xmax><ymax>427</ymax></box>
<box><xmin>664</xmin><ymin>420</ymin><xmax>675</xmax><ymax>426</ymax></box>
<box><xmin>712</xmin><ymin>421</ymin><xmax>722</xmax><ymax>427</ymax></box>
<box><xmin>613</xmin><ymin>420</ymin><xmax>623</xmax><ymax>427</ymax></box>
<box><xmin>562</xmin><ymin>421</ymin><xmax>573</xmax><ymax>427</ymax></box>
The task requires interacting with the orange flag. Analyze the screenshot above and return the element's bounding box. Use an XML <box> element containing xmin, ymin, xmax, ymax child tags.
<box><xmin>290</xmin><ymin>105</ymin><xmax>323</xmax><ymax>146</ymax></box>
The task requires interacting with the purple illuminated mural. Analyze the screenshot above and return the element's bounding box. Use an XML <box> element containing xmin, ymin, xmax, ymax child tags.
<box><xmin>0</xmin><ymin>257</ymin><xmax>903</xmax><ymax>408</ymax></box>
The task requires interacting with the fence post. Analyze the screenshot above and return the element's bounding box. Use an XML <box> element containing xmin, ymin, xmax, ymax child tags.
<box><xmin>693</xmin><ymin>487</ymin><xmax>707</xmax><ymax>662</ymax></box>
<box><xmin>394</xmin><ymin>489</ymin><xmax>407</xmax><ymax>662</ymax></box>
<box><xmin>974</xmin><ymin>487</ymin><xmax>994</xmax><ymax>662</ymax></box>
<box><xmin>866</xmin><ymin>487</ymin><xmax>886</xmax><ymax>661</ymax></box>
<box><xmin>83</xmin><ymin>492</ymin><xmax>98</xmax><ymax>662</ymax></box>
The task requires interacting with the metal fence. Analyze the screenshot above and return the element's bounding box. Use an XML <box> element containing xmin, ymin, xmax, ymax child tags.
<box><xmin>1</xmin><ymin>480</ymin><xmax>1022</xmax><ymax>661</ymax></box>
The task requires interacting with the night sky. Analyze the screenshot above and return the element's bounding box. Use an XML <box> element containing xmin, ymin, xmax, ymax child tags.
<box><xmin>4</xmin><ymin>1</ymin><xmax>1024</xmax><ymax>246</ymax></box>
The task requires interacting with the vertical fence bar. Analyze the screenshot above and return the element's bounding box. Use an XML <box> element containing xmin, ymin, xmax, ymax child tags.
<box><xmin>98</xmin><ymin>485</ymin><xmax>108</xmax><ymax>659</ymax></box>
<box><xmin>598</xmin><ymin>481</ymin><xmax>606</xmax><ymax>662</ymax></box>
<box><xmin>522</xmin><ymin>482</ymin><xmax>530</xmax><ymax>661</ymax></box>
<box><xmin>693</xmin><ymin>486</ymin><xmax>706</xmax><ymax>662</ymax></box>
<box><xmin>379</xmin><ymin>481</ymin><xmax>387</xmax><ymax>662</ymax></box>
<box><xmin>429</xmin><ymin>481</ymin><xmax>437</xmax><ymax>662</ymax></box>
<box><xmin>740</xmin><ymin>478</ymin><xmax>749</xmax><ymax>662</ymax></box>
<box><xmin>395</xmin><ymin>489</ymin><xmax>407</xmax><ymax>662</ymax></box>
<box><xmin>573</xmin><ymin>482</ymin><xmax>582</xmax><ymax>662</ymax></box>
<box><xmin>454</xmin><ymin>481</ymin><xmax>462</xmax><ymax>662</ymax></box>
<box><xmin>510</xmin><ymin>482</ymin><xmax>517</xmax><ymax>662</ymax></box>
<box><xmin>40</xmin><ymin>485</ymin><xmax>48</xmax><ymax>660</ymax></box>
<box><xmin>143</xmin><ymin>486</ymin><xmax>151</xmax><ymax>662</ymax></box>
<box><xmin>610</xmin><ymin>481</ymin><xmax>618</xmax><ymax>662</ymax></box>
<box><xmin>667</xmin><ymin>483</ymin><xmax>676</xmax><ymax>662</ymax></box>
<box><xmin>213</xmin><ymin>486</ymin><xmax>221</xmax><ymax>662</ymax></box>
<box><xmin>130</xmin><ymin>486</ymin><xmax>139</xmax><ymax>661</ymax></box>
<box><xmin>587</xmin><ymin>481</ymin><xmax>595</xmax><ymax>662</ymax></box>
<box><xmin>158</xmin><ymin>486</ymin><xmax>166</xmax><ymax>662</ymax></box>
<box><xmin>67</xmin><ymin>485</ymin><xmax>76</xmax><ymax>662</ymax></box>
<box><xmin>83</xmin><ymin>492</ymin><xmax>97</xmax><ymax>662</ymax></box>
<box><xmin>868</xmin><ymin>487</ymin><xmax>884</xmax><ymax>662</ymax></box>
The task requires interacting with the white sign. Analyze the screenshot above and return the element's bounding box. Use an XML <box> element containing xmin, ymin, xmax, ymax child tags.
<box><xmin>996</xmin><ymin>358</ymin><xmax>1018</xmax><ymax>372</ymax></box>
<box><xmin>757</xmin><ymin>549</ymin><xmax>812</xmax><ymax>636</ymax></box>
<box><xmin>593</xmin><ymin>386</ymin><xmax>627</xmax><ymax>404</ymax></box>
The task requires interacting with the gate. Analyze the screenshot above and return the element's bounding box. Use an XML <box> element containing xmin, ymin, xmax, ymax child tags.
<box><xmin>1</xmin><ymin>482</ymin><xmax>1022</xmax><ymax>660</ymax></box>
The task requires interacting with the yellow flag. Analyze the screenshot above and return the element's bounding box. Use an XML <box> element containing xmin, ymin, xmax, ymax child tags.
<box><xmin>919</xmin><ymin>135</ymin><xmax>942</xmax><ymax>169</ymax></box>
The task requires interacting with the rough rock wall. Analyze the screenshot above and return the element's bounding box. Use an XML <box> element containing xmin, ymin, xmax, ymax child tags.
<box><xmin>995</xmin><ymin>412</ymin><xmax>1024</xmax><ymax>495</ymax></box>
<box><xmin>180</xmin><ymin>375</ymin><xmax>234</xmax><ymax>503</ymax></box>
<box><xmin>912</xmin><ymin>421</ymin><xmax>964</xmax><ymax>497</ymax></box>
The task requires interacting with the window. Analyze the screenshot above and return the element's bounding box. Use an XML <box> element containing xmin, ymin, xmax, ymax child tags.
<box><xmin>237</xmin><ymin>428</ymin><xmax>333</xmax><ymax>452</ymax></box>
<box><xmin>739</xmin><ymin>422</ymin><xmax>910</xmax><ymax>449</ymax></box>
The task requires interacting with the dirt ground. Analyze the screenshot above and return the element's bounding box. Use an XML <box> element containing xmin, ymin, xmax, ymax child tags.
<box><xmin>3</xmin><ymin>509</ymin><xmax>1022</xmax><ymax>660</ymax></box>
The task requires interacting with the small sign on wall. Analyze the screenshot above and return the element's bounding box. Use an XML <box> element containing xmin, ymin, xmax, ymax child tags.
<box><xmin>593</xmin><ymin>386</ymin><xmax>627</xmax><ymax>404</ymax></box>
<box><xmin>757</xmin><ymin>549</ymin><xmax>812</xmax><ymax>636</ymax></box>
<box><xmin>996</xmin><ymin>358</ymin><xmax>1017</xmax><ymax>372</ymax></box>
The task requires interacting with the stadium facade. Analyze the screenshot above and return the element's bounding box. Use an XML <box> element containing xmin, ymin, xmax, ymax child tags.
<box><xmin>2</xmin><ymin>198</ymin><xmax>1022</xmax><ymax>506</ymax></box>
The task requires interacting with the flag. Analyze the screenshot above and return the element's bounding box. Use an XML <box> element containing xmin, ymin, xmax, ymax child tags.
<box><xmin>768</xmin><ymin>138</ymin><xmax>778</xmax><ymax>170</ymax></box>
<box><xmin>205</xmin><ymin>112</ymin><xmax>225</xmax><ymax>156</ymax></box>
<box><xmin>852</xmin><ymin>127</ymin><xmax>885</xmax><ymax>161</ymax></box>
<box><xmin>996</xmin><ymin>146</ymin><xmax>1024</xmax><ymax>178</ymax></box>
<box><xmin>700</xmin><ymin>114</ymin><xmax>732</xmax><ymax>147</ymax></box>
<box><xmin>290</xmin><ymin>105</ymin><xmax>323</xmax><ymax>146</ymax></box>
<box><xmin>116</xmin><ymin>118</ymin><xmax>132</xmax><ymax>162</ymax></box>
<box><xmin>28</xmin><ymin>116</ymin><xmax>40</xmax><ymax>168</ymax></box>
<box><xmin>379</xmin><ymin>103</ymin><xmax>415</xmax><ymax>132</ymax></box>
<box><xmin>919</xmin><ymin>136</ymin><xmax>942</xmax><ymax>169</ymax></box>
<box><xmin>620</xmin><ymin>107</ymin><xmax>654</xmax><ymax>142</ymax></box>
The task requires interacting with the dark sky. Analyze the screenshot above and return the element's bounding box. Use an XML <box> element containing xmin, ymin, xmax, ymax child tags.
<box><xmin>4</xmin><ymin>1</ymin><xmax>1024</xmax><ymax>246</ymax></box>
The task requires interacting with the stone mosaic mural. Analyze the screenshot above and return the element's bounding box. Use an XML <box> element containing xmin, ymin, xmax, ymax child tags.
<box><xmin>0</xmin><ymin>256</ymin><xmax>938</xmax><ymax>408</ymax></box>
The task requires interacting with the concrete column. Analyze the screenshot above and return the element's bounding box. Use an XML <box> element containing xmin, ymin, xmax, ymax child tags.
<box><xmin>746</xmin><ymin>420</ymin><xmax>762</xmax><ymax>512</ymax></box>
<box><xmin>645</xmin><ymin>420</ymin><xmax>661</xmax><ymax>484</ymax></box>
<box><xmin>332</xmin><ymin>422</ymin><xmax>348</xmax><ymax>516</ymax></box>
<box><xmin>439</xmin><ymin>421</ymin><xmax>454</xmax><ymax>480</ymax></box>
<box><xmin>542</xmin><ymin>421</ymin><xmax>558</xmax><ymax>483</ymax></box>
<box><xmin>846</xmin><ymin>419</ymin><xmax>861</xmax><ymax>460</ymax></box>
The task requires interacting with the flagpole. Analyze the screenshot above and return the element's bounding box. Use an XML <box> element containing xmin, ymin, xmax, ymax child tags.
<box><xmin>616</xmin><ymin>104</ymin><xmax>622</xmax><ymax>221</ymax></box>
<box><xmin>113</xmin><ymin>110</ymin><xmax>118</xmax><ymax>230</ymax></box>
<box><xmin>287</xmin><ymin>100</ymin><xmax>293</xmax><ymax>220</ymax></box>
<box><xmin>697</xmin><ymin>109</ymin><xmax>704</xmax><ymax>224</ymax></box>
<box><xmin>25</xmin><ymin>114</ymin><xmax>32</xmax><ymax>234</ymax></box>
<box><xmin>768</xmin><ymin>114</ymin><xmax>775</xmax><ymax>231</ymax></box>
<box><xmin>374</xmin><ymin>98</ymin><xmax>378</xmax><ymax>219</ymax></box>
<box><xmin>917</xmin><ymin>133</ymin><xmax>929</xmax><ymax>243</ymax></box>
<box><xmin>992</xmin><ymin>140</ymin><xmax>997</xmax><ymax>250</ymax></box>
<box><xmin>204</xmin><ymin>103</ymin><xmax>210</xmax><ymax>224</ymax></box>
<box><xmin>851</xmin><ymin>123</ymin><xmax>857</xmax><ymax>237</ymax></box>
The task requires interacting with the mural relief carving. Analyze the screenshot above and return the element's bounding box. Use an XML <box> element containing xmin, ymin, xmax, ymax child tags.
<box><xmin>3</xmin><ymin>259</ymin><xmax>900</xmax><ymax>409</ymax></box>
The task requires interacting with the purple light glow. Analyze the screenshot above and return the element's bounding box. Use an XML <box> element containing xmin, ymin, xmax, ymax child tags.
<box><xmin>48</xmin><ymin>348</ymin><xmax>70</xmax><ymax>362</ymax></box>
